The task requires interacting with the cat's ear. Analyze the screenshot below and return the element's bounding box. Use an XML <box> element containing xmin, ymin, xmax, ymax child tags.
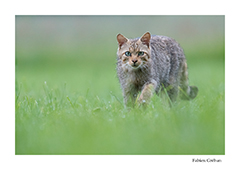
<box><xmin>117</xmin><ymin>34</ymin><xmax>128</xmax><ymax>48</ymax></box>
<box><xmin>140</xmin><ymin>32</ymin><xmax>151</xmax><ymax>48</ymax></box>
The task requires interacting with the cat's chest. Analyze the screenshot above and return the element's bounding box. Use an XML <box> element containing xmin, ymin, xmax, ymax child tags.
<box><xmin>125</xmin><ymin>70</ymin><xmax>149</xmax><ymax>87</ymax></box>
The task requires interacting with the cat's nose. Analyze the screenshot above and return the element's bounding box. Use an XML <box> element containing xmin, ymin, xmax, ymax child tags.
<box><xmin>132</xmin><ymin>59</ymin><xmax>138</xmax><ymax>63</ymax></box>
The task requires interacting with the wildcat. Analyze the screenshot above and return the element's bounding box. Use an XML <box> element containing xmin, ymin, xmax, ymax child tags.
<box><xmin>116</xmin><ymin>32</ymin><xmax>198</xmax><ymax>107</ymax></box>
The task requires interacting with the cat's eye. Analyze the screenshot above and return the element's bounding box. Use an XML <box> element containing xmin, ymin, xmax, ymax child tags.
<box><xmin>138</xmin><ymin>51</ymin><xmax>144</xmax><ymax>56</ymax></box>
<box><xmin>125</xmin><ymin>51</ymin><xmax>131</xmax><ymax>56</ymax></box>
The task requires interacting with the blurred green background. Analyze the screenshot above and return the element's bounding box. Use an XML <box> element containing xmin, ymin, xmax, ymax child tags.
<box><xmin>15</xmin><ymin>16</ymin><xmax>224</xmax><ymax>155</ymax></box>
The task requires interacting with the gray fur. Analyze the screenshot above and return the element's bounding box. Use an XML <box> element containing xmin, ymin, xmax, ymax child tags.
<box><xmin>116</xmin><ymin>33</ymin><xmax>198</xmax><ymax>107</ymax></box>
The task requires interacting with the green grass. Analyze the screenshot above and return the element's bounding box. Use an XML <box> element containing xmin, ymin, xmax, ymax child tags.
<box><xmin>15</xmin><ymin>40</ymin><xmax>224</xmax><ymax>155</ymax></box>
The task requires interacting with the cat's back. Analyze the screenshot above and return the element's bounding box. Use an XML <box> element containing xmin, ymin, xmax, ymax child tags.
<box><xmin>150</xmin><ymin>35</ymin><xmax>185</xmax><ymax>60</ymax></box>
<box><xmin>148</xmin><ymin>35</ymin><xmax>186</xmax><ymax>86</ymax></box>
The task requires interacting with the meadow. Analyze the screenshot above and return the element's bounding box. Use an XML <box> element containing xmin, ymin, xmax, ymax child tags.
<box><xmin>15</xmin><ymin>16</ymin><xmax>224</xmax><ymax>155</ymax></box>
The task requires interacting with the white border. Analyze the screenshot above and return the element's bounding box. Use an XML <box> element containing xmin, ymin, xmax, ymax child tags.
<box><xmin>1</xmin><ymin>0</ymin><xmax>240</xmax><ymax>169</ymax></box>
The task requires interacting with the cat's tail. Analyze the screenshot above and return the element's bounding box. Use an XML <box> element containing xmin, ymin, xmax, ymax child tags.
<box><xmin>179</xmin><ymin>62</ymin><xmax>198</xmax><ymax>100</ymax></box>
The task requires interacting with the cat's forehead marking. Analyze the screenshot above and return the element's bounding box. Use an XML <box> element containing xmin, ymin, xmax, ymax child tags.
<box><xmin>129</xmin><ymin>39</ymin><xmax>139</xmax><ymax>51</ymax></box>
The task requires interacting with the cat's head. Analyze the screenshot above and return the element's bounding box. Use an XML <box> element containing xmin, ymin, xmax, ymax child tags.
<box><xmin>117</xmin><ymin>32</ymin><xmax>151</xmax><ymax>70</ymax></box>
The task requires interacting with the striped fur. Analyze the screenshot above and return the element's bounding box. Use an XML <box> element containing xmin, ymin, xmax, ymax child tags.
<box><xmin>116</xmin><ymin>32</ymin><xmax>198</xmax><ymax>107</ymax></box>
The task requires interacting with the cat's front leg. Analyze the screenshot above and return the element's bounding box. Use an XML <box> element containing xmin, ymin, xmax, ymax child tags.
<box><xmin>123</xmin><ymin>89</ymin><xmax>137</xmax><ymax>108</ymax></box>
<box><xmin>123</xmin><ymin>93</ymin><xmax>132</xmax><ymax>107</ymax></box>
<box><xmin>138</xmin><ymin>80</ymin><xmax>157</xmax><ymax>105</ymax></box>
